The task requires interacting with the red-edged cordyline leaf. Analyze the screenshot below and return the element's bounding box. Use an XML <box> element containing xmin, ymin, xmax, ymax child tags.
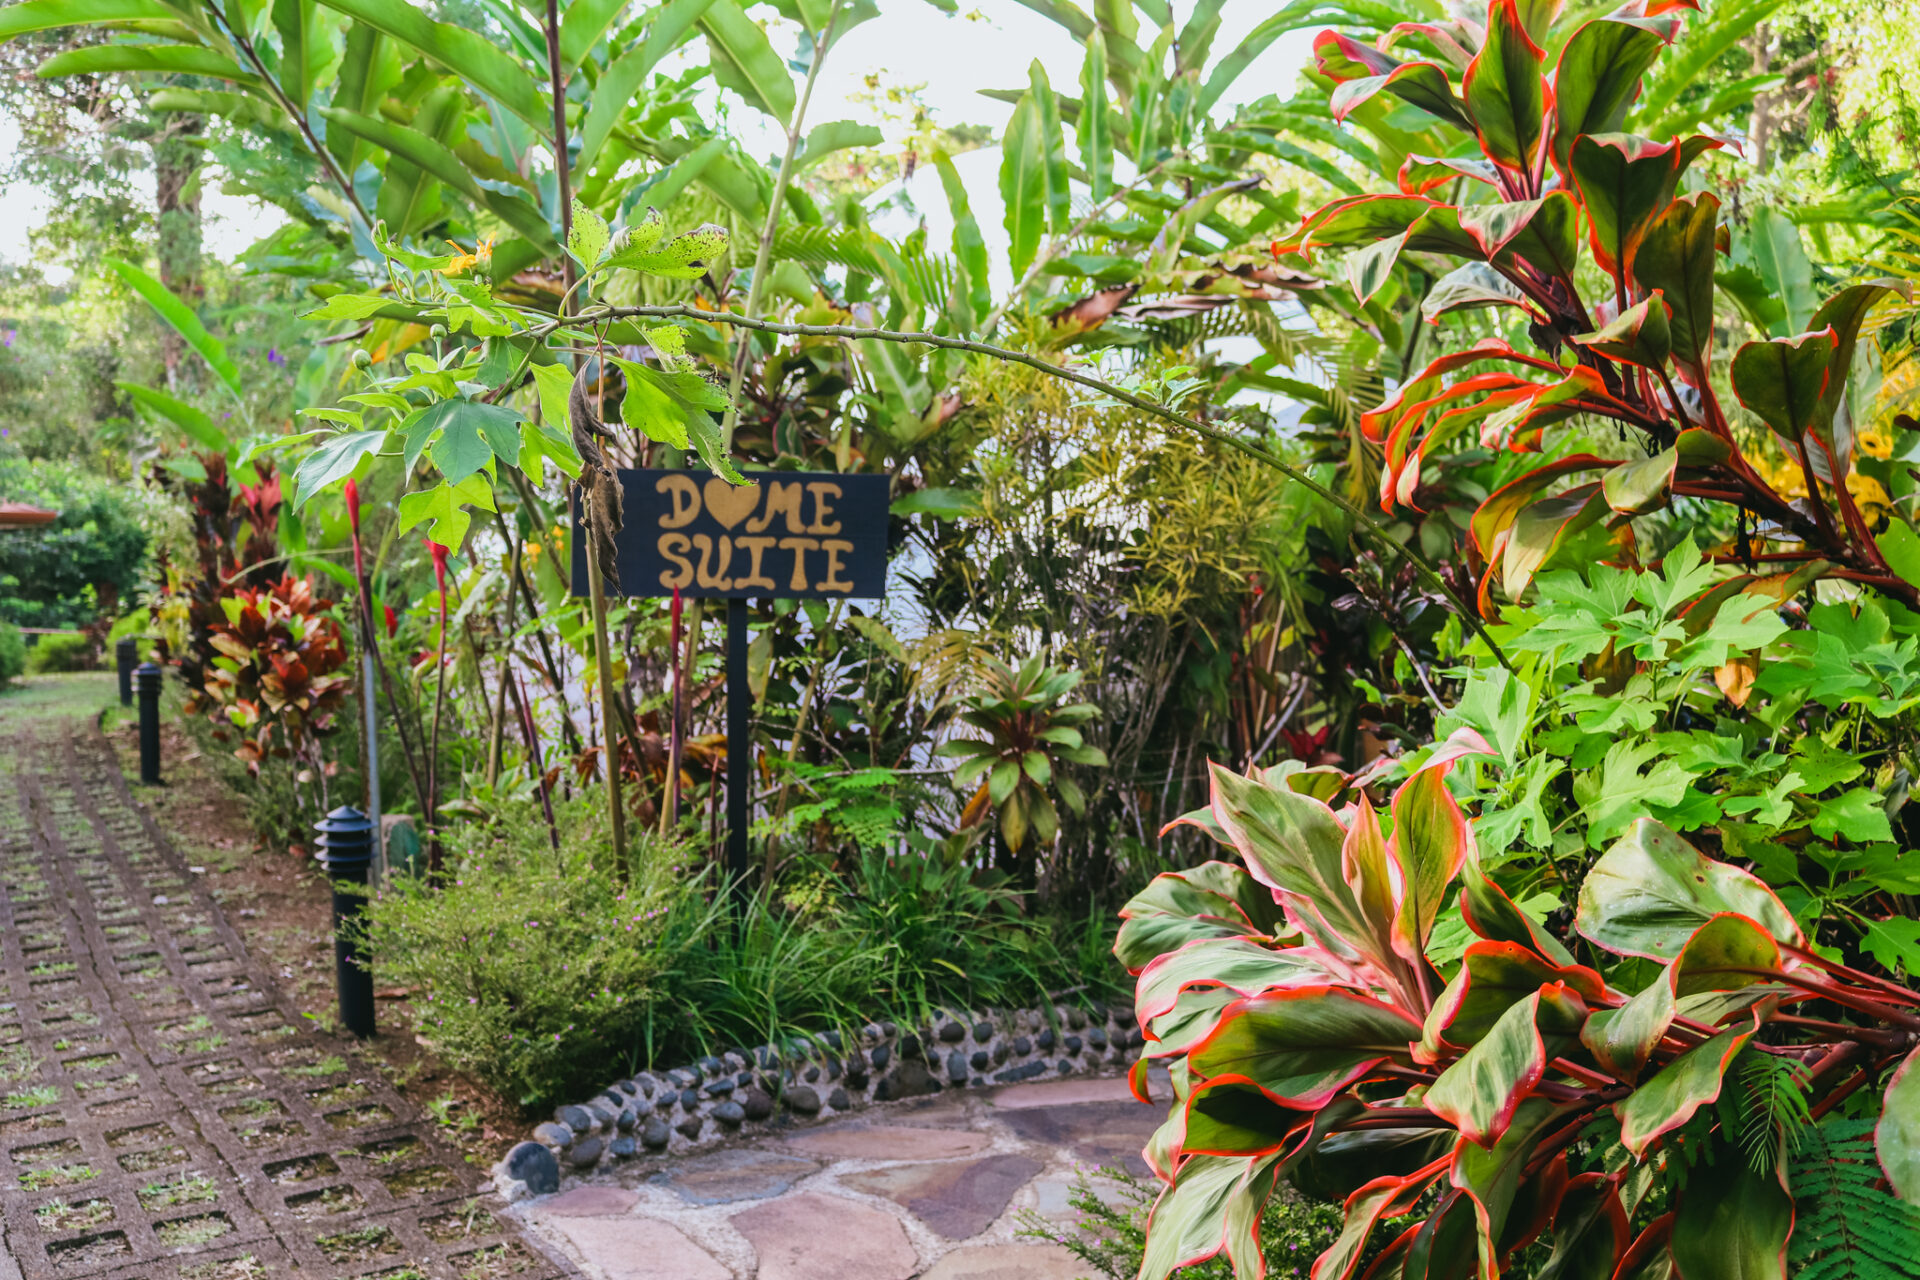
<box><xmin>1388</xmin><ymin>745</ymin><xmax>1489</xmax><ymax>969</ymax></box>
<box><xmin>1804</xmin><ymin>279</ymin><xmax>1912</xmax><ymax>475</ymax></box>
<box><xmin>1143</xmin><ymin>987</ymin><xmax>1238</xmax><ymax>1066</ymax></box>
<box><xmin>1333</xmin><ymin>61</ymin><xmax>1476</xmax><ymax>130</ymax></box>
<box><xmin>1729</xmin><ymin>326</ymin><xmax>1837</xmax><ymax>449</ymax></box>
<box><xmin>1342</xmin><ymin>796</ymin><xmax>1399</xmax><ymax>952</ymax></box>
<box><xmin>1612</xmin><ymin>1213</ymin><xmax>1676</xmax><ymax>1280</ymax></box>
<box><xmin>1478</xmin><ymin>366</ymin><xmax>1650</xmax><ymax>455</ymax></box>
<box><xmin>1135</xmin><ymin>936</ymin><xmax>1348</xmax><ymax>1025</ymax></box>
<box><xmin>1499</xmin><ymin>482</ymin><xmax>1608</xmax><ymax>598</ymax></box>
<box><xmin>1114</xmin><ymin>861</ymin><xmax>1288</xmax><ymax>973</ymax></box>
<box><xmin>1271</xmin><ymin>195</ymin><xmax>1438</xmax><ymax>260</ymax></box>
<box><xmin>1463</xmin><ymin>0</ymin><xmax>1548</xmax><ymax>182</ymax></box>
<box><xmin>1600</xmin><ymin>446</ymin><xmax>1678</xmax><ymax>517</ymax></box>
<box><xmin>1879</xmin><ymin>1044</ymin><xmax>1920</xmax><ymax>1200</ymax></box>
<box><xmin>1380</xmin><ymin>20</ymin><xmax>1478</xmax><ymax>70</ymax></box>
<box><xmin>1425</xmin><ymin>984</ymin><xmax>1589</xmax><ymax>1147</ymax></box>
<box><xmin>1375</xmin><ymin>370</ymin><xmax>1537</xmax><ymax>455</ymax></box>
<box><xmin>1313</xmin><ymin>28</ymin><xmax>1403</xmax><ymax>79</ymax></box>
<box><xmin>1573</xmin><ymin>293</ymin><xmax>1672</xmax><ymax>370</ymax></box>
<box><xmin>1670</xmin><ymin>912</ymin><xmax>1784</xmax><ymax>996</ymax></box>
<box><xmin>1469</xmin><ymin>455</ymin><xmax>1615</xmax><ymax>559</ymax></box>
<box><xmin>1460</xmin><ymin>198</ymin><xmax>1553</xmax><ymax>260</ymax></box>
<box><xmin>1312</xmin><ymin>1156</ymin><xmax>1455</xmax><ymax>1280</ymax></box>
<box><xmin>1399</xmin><ymin>153</ymin><xmax>1502</xmax><ymax>195</ymax></box>
<box><xmin>1420</xmin><ymin>941</ymin><xmax>1607</xmax><ymax>1060</ymax></box>
<box><xmin>1423</xmin><ymin>261</ymin><xmax>1545</xmax><ymax>325</ymax></box>
<box><xmin>1671</xmin><ymin>1154</ymin><xmax>1792</xmax><ymax>1280</ymax></box>
<box><xmin>1548</xmin><ymin>13</ymin><xmax>1680</xmax><ymax>180</ymax></box>
<box><xmin>1139</xmin><ymin>1151</ymin><xmax>1286</xmax><ymax>1280</ymax></box>
<box><xmin>1362</xmin><ymin>340</ymin><xmax>1568</xmax><ymax>440</ymax></box>
<box><xmin>1384</xmin><ymin>384</ymin><xmax>1537</xmax><ymax>511</ymax></box>
<box><xmin>1189</xmin><ymin>986</ymin><xmax>1425</xmax><ymax>1109</ymax></box>
<box><xmin>1207</xmin><ymin>765</ymin><xmax>1409</xmax><ymax>988</ymax></box>
<box><xmin>1183</xmin><ymin>1075</ymin><xmax>1310</xmax><ymax>1156</ymax></box>
<box><xmin>1580</xmin><ymin>974</ymin><xmax>1674</xmax><ymax>1081</ymax></box>
<box><xmin>1615</xmin><ymin>1018</ymin><xmax>1755</xmax><ymax>1157</ymax></box>
<box><xmin>1458</xmin><ymin>849</ymin><xmax>1578</xmax><ymax>967</ymax></box>
<box><xmin>1575</xmin><ymin>819</ymin><xmax>1803</xmax><ymax>961</ymax></box>
<box><xmin>1143</xmin><ymin>1057</ymin><xmax>1193</xmax><ymax>1175</ymax></box>
<box><xmin>1570</xmin><ymin>133</ymin><xmax>1721</xmax><ymax>297</ymax></box>
<box><xmin>1452</xmin><ymin>1096</ymin><xmax>1577</xmax><ymax>1280</ymax></box>
<box><xmin>1538</xmin><ymin>1171</ymin><xmax>1631</xmax><ymax>1280</ymax></box>
<box><xmin>1634</xmin><ymin>191</ymin><xmax>1720</xmax><ymax>372</ymax></box>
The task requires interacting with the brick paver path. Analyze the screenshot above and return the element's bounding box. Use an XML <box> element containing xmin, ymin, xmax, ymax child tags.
<box><xmin>0</xmin><ymin>679</ymin><xmax>574</xmax><ymax>1280</ymax></box>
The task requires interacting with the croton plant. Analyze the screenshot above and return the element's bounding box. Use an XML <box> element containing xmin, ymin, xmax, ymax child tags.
<box><xmin>1118</xmin><ymin>733</ymin><xmax>1920</xmax><ymax>1280</ymax></box>
<box><xmin>1273</xmin><ymin>0</ymin><xmax>1918</xmax><ymax>610</ymax></box>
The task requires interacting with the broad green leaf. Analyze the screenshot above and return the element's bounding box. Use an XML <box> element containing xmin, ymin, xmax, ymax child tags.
<box><xmin>371</xmin><ymin>84</ymin><xmax>464</xmax><ymax>241</ymax></box>
<box><xmin>322</xmin><ymin>106</ymin><xmax>557</xmax><ymax>249</ymax></box>
<box><xmin>1576</xmin><ymin>295</ymin><xmax>1671</xmax><ymax>371</ymax></box>
<box><xmin>1464</xmin><ymin>0</ymin><xmax>1547</xmax><ymax>173</ymax></box>
<box><xmin>396</xmin><ymin>473</ymin><xmax>495</xmax><ymax>549</ymax></box>
<box><xmin>935</xmin><ymin>155</ymin><xmax>991</xmax><ymax>326</ymax></box>
<box><xmin>1635</xmin><ymin>192</ymin><xmax>1719</xmax><ymax>368</ymax></box>
<box><xmin>999</xmin><ymin>94</ymin><xmax>1046</xmax><ymax>279</ymax></box>
<box><xmin>38</xmin><ymin>45</ymin><xmax>261</xmax><ymax>86</ymax></box>
<box><xmin>1458</xmin><ymin>854</ymin><xmax>1576</xmax><ymax>966</ymax></box>
<box><xmin>796</xmin><ymin>120</ymin><xmax>883</xmax><ymax>168</ymax></box>
<box><xmin>1806</xmin><ymin>279</ymin><xmax>1911</xmax><ymax>467</ymax></box>
<box><xmin>602</xmin><ymin>223</ymin><xmax>728</xmax><ymax>278</ymax></box>
<box><xmin>1188</xmin><ymin>987</ymin><xmax>1423</xmax><ymax>1109</ymax></box>
<box><xmin>1427</xmin><ymin>987</ymin><xmax>1586</xmax><ymax>1146</ymax></box>
<box><xmin>557</xmin><ymin>0</ymin><xmax>628</xmax><ymax>73</ymax></box>
<box><xmin>1183</xmin><ymin>1077</ymin><xmax>1302</xmax><ymax>1157</ymax></box>
<box><xmin>118</xmin><ymin>382</ymin><xmax>228</xmax><ymax>452</ymax></box>
<box><xmin>1729</xmin><ymin>328</ymin><xmax>1837</xmax><ymax>444</ymax></box>
<box><xmin>1879</xmin><ymin>1045</ymin><xmax>1920</xmax><ymax>1200</ymax></box>
<box><xmin>1808</xmin><ymin>787</ymin><xmax>1894</xmax><ymax>844</ymax></box>
<box><xmin>315</xmin><ymin>0</ymin><xmax>546</xmax><ymax>130</ymax></box>
<box><xmin>1423</xmin><ymin>941</ymin><xmax>1604</xmax><ymax>1055</ymax></box>
<box><xmin>1389</xmin><ymin>751</ymin><xmax>1483</xmax><ymax>961</ymax></box>
<box><xmin>1600</xmin><ymin>447</ymin><xmax>1677</xmax><ymax>516</ymax></box>
<box><xmin>1570</xmin><ymin>133</ymin><xmax>1707</xmax><ymax>280</ymax></box>
<box><xmin>1671</xmin><ymin>912</ymin><xmax>1780</xmax><ymax>996</ymax></box>
<box><xmin>1746</xmin><ymin>206</ymin><xmax>1816</xmax><ymax>336</ymax></box>
<box><xmin>1580</xmin><ymin>976</ymin><xmax>1673</xmax><ymax>1081</ymax></box>
<box><xmin>1550</xmin><ymin>15</ymin><xmax>1676</xmax><ymax>178</ymax></box>
<box><xmin>568</xmin><ymin>198</ymin><xmax>611</xmax><ymax>272</ymax></box>
<box><xmin>1670</xmin><ymin>1151</ymin><xmax>1791</xmax><ymax>1280</ymax></box>
<box><xmin>575</xmin><ymin>0</ymin><xmax>716</xmax><ymax>173</ymax></box>
<box><xmin>1136</xmin><ymin>938</ymin><xmax>1337</xmax><ymax>1025</ymax></box>
<box><xmin>293</xmin><ymin>429</ymin><xmax>388</xmax><ymax>510</ymax></box>
<box><xmin>105</xmin><ymin>258</ymin><xmax>243</xmax><ymax>404</ymax></box>
<box><xmin>890</xmin><ymin>486</ymin><xmax>982</xmax><ymax>519</ymax></box>
<box><xmin>1615</xmin><ymin>1024</ymin><xmax>1752</xmax><ymax>1157</ymax></box>
<box><xmin>1576</xmin><ymin>819</ymin><xmax>1802</xmax><ymax>960</ymax></box>
<box><xmin>0</xmin><ymin>0</ymin><xmax>174</xmax><ymax>38</ymax></box>
<box><xmin>698</xmin><ymin>0</ymin><xmax>795</xmax><ymax>125</ymax></box>
<box><xmin>1453</xmin><ymin>1097</ymin><xmax>1573</xmax><ymax>1277</ymax></box>
<box><xmin>415</xmin><ymin>399</ymin><xmax>522</xmax><ymax>485</ymax></box>
<box><xmin>1080</xmin><ymin>31</ymin><xmax>1112</xmax><ymax>202</ymax></box>
<box><xmin>1028</xmin><ymin>59</ymin><xmax>1070</xmax><ymax>234</ymax></box>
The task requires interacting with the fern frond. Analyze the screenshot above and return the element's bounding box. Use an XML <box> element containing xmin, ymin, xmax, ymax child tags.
<box><xmin>1735</xmin><ymin>1050</ymin><xmax>1812</xmax><ymax>1174</ymax></box>
<box><xmin>1789</xmin><ymin>1118</ymin><xmax>1920</xmax><ymax>1280</ymax></box>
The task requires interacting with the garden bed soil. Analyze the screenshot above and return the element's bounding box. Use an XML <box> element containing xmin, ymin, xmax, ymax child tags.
<box><xmin>99</xmin><ymin>704</ymin><xmax>527</xmax><ymax>1169</ymax></box>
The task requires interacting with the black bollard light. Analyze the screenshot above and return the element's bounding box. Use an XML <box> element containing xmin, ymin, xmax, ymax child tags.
<box><xmin>314</xmin><ymin>806</ymin><xmax>376</xmax><ymax>1038</ymax></box>
<box><xmin>134</xmin><ymin>662</ymin><xmax>163</xmax><ymax>785</ymax></box>
<box><xmin>115</xmin><ymin>638</ymin><xmax>136</xmax><ymax>707</ymax></box>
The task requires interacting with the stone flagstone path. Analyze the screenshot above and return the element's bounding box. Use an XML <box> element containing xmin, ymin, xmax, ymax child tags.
<box><xmin>513</xmin><ymin>1075</ymin><xmax>1165</xmax><ymax>1280</ymax></box>
<box><xmin>0</xmin><ymin>682</ymin><xmax>576</xmax><ymax>1280</ymax></box>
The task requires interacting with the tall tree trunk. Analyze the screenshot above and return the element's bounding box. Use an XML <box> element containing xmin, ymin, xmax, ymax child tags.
<box><xmin>153</xmin><ymin>112</ymin><xmax>203</xmax><ymax>390</ymax></box>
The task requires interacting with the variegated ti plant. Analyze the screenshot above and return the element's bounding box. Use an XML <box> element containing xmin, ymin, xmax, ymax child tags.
<box><xmin>1272</xmin><ymin>0</ymin><xmax>1918</xmax><ymax>610</ymax></box>
<box><xmin>1118</xmin><ymin>733</ymin><xmax>1920</xmax><ymax>1280</ymax></box>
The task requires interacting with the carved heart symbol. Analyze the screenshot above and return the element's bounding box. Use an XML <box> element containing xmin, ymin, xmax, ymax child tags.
<box><xmin>703</xmin><ymin>477</ymin><xmax>759</xmax><ymax>530</ymax></box>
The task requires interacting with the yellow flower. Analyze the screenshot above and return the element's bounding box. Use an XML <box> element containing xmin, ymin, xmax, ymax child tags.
<box><xmin>441</xmin><ymin>234</ymin><xmax>495</xmax><ymax>277</ymax></box>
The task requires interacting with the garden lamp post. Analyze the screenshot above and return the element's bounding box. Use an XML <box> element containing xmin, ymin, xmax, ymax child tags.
<box><xmin>314</xmin><ymin>806</ymin><xmax>376</xmax><ymax>1038</ymax></box>
<box><xmin>115</xmin><ymin>638</ymin><xmax>136</xmax><ymax>707</ymax></box>
<box><xmin>134</xmin><ymin>662</ymin><xmax>163</xmax><ymax>784</ymax></box>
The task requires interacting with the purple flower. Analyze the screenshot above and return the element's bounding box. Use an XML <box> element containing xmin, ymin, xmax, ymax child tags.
<box><xmin>2</xmin><ymin>328</ymin><xmax>15</xmax><ymax>348</ymax></box>
<box><xmin>267</xmin><ymin>347</ymin><xmax>286</xmax><ymax>367</ymax></box>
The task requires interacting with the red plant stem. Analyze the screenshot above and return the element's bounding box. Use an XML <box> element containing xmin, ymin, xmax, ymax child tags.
<box><xmin>1742</xmin><ymin>968</ymin><xmax>1920</xmax><ymax>1032</ymax></box>
<box><xmin>1551</xmin><ymin>1057</ymin><xmax>1618</xmax><ymax>1089</ymax></box>
<box><xmin>1783</xmin><ymin>942</ymin><xmax>1920</xmax><ymax>1006</ymax></box>
<box><xmin>1809</xmin><ymin>1067</ymin><xmax>1874</xmax><ymax>1120</ymax></box>
<box><xmin>1771</xmin><ymin>1013</ymin><xmax>1909</xmax><ymax>1044</ymax></box>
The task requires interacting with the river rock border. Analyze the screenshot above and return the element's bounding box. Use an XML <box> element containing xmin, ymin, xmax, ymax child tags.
<box><xmin>494</xmin><ymin>1002</ymin><xmax>1144</xmax><ymax>1197</ymax></box>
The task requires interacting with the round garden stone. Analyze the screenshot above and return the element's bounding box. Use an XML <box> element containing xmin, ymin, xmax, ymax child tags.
<box><xmin>616</xmin><ymin>1107</ymin><xmax>638</xmax><ymax>1132</ymax></box>
<box><xmin>804</xmin><ymin>1064</ymin><xmax>821</xmax><ymax>1082</ymax></box>
<box><xmin>503</xmin><ymin>1140</ymin><xmax>559</xmax><ymax>1195</ymax></box>
<box><xmin>1036</xmin><ymin>1028</ymin><xmax>1056</xmax><ymax>1051</ymax></box>
<box><xmin>1088</xmin><ymin>1028</ymin><xmax>1108</xmax><ymax>1049</ymax></box>
<box><xmin>871</xmin><ymin>1044</ymin><xmax>891</xmax><ymax>1069</ymax></box>
<box><xmin>676</xmin><ymin>1116</ymin><xmax>705</xmax><ymax>1140</ymax></box>
<box><xmin>971</xmin><ymin>1050</ymin><xmax>990</xmax><ymax>1071</ymax></box>
<box><xmin>741</xmin><ymin>1088</ymin><xmax>775</xmax><ymax>1121</ymax></box>
<box><xmin>586</xmin><ymin>1100</ymin><xmax>620</xmax><ymax>1128</ymax></box>
<box><xmin>679</xmin><ymin>1088</ymin><xmax>701</xmax><ymax>1112</ymax></box>
<box><xmin>567</xmin><ymin>1136</ymin><xmax>604</xmax><ymax>1167</ymax></box>
<box><xmin>641</xmin><ymin>1118</ymin><xmax>671</xmax><ymax>1150</ymax></box>
<box><xmin>713</xmin><ymin>1100</ymin><xmax>746</xmax><ymax>1127</ymax></box>
<box><xmin>786</xmin><ymin>1084</ymin><xmax>822</xmax><ymax>1114</ymax></box>
<box><xmin>700</xmin><ymin>1055</ymin><xmax>724</xmax><ymax>1076</ymax></box>
<box><xmin>828</xmin><ymin>1086</ymin><xmax>851</xmax><ymax>1109</ymax></box>
<box><xmin>947</xmin><ymin>1050</ymin><xmax>969</xmax><ymax>1084</ymax></box>
<box><xmin>1065</xmin><ymin>1035</ymin><xmax>1082</xmax><ymax>1055</ymax></box>
<box><xmin>973</xmin><ymin>1020</ymin><xmax>993</xmax><ymax>1042</ymax></box>
<box><xmin>1067</xmin><ymin>1007</ymin><xmax>1088</xmax><ymax>1030</ymax></box>
<box><xmin>610</xmin><ymin>1135</ymin><xmax>637</xmax><ymax>1159</ymax></box>
<box><xmin>533</xmin><ymin>1121</ymin><xmax>574</xmax><ymax>1149</ymax></box>
<box><xmin>993</xmin><ymin>1043</ymin><xmax>1010</xmax><ymax>1064</ymax></box>
<box><xmin>557</xmin><ymin>1104</ymin><xmax>595</xmax><ymax>1133</ymax></box>
<box><xmin>939</xmin><ymin>1021</ymin><xmax>966</xmax><ymax>1043</ymax></box>
<box><xmin>1013</xmin><ymin>1035</ymin><xmax>1032</xmax><ymax>1055</ymax></box>
<box><xmin>703</xmin><ymin>1078</ymin><xmax>735</xmax><ymax>1097</ymax></box>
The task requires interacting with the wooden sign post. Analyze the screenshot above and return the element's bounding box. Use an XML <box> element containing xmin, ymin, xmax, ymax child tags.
<box><xmin>572</xmin><ymin>469</ymin><xmax>889</xmax><ymax>885</ymax></box>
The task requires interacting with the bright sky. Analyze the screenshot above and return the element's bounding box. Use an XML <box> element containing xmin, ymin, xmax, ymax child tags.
<box><xmin>0</xmin><ymin>0</ymin><xmax>1316</xmax><ymax>281</ymax></box>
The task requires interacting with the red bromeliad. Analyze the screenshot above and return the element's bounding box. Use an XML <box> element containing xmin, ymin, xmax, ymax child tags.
<box><xmin>1119</xmin><ymin>732</ymin><xmax>1920</xmax><ymax>1280</ymax></box>
<box><xmin>1272</xmin><ymin>0</ymin><xmax>1915</xmax><ymax>611</ymax></box>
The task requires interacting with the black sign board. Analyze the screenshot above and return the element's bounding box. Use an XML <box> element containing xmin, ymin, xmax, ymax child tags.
<box><xmin>571</xmin><ymin>468</ymin><xmax>889</xmax><ymax>600</ymax></box>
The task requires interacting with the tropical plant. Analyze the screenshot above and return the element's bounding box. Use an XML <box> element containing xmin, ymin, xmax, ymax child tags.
<box><xmin>0</xmin><ymin>621</ymin><xmax>24</xmax><ymax>685</ymax></box>
<box><xmin>937</xmin><ymin>653</ymin><xmax>1109</xmax><ymax>865</ymax></box>
<box><xmin>198</xmin><ymin>574</ymin><xmax>352</xmax><ymax>790</ymax></box>
<box><xmin>1118</xmin><ymin>736</ymin><xmax>1920</xmax><ymax>1280</ymax></box>
<box><xmin>1273</xmin><ymin>0</ymin><xmax>1920</xmax><ymax>610</ymax></box>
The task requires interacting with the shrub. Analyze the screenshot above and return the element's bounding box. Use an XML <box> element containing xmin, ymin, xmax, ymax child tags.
<box><xmin>363</xmin><ymin>801</ymin><xmax>685</xmax><ymax>1110</ymax></box>
<box><xmin>0</xmin><ymin>459</ymin><xmax>152</xmax><ymax>629</ymax></box>
<box><xmin>25</xmin><ymin>633</ymin><xmax>92</xmax><ymax>674</ymax></box>
<box><xmin>0</xmin><ymin>622</ymin><xmax>23</xmax><ymax>685</ymax></box>
<box><xmin>1120</xmin><ymin>737</ymin><xmax>1920</xmax><ymax>1280</ymax></box>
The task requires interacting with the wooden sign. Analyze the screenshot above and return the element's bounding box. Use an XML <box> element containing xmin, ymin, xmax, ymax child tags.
<box><xmin>571</xmin><ymin>469</ymin><xmax>889</xmax><ymax>599</ymax></box>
